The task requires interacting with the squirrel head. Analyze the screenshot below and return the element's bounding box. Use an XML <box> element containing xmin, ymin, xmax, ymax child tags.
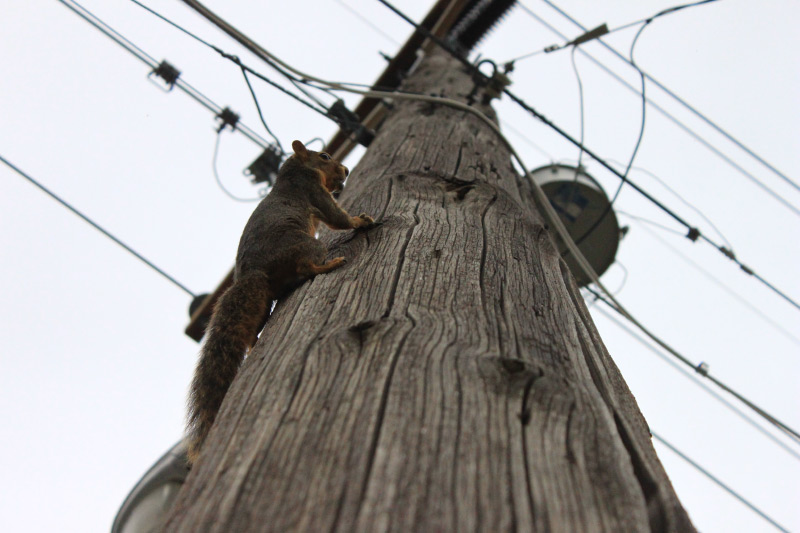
<box><xmin>290</xmin><ymin>140</ymin><xmax>349</xmax><ymax>194</ymax></box>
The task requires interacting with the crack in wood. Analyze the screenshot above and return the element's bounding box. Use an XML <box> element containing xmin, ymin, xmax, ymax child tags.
<box><xmin>613</xmin><ymin>413</ymin><xmax>667</xmax><ymax>532</ymax></box>
<box><xmin>382</xmin><ymin>201</ymin><xmax>419</xmax><ymax>318</ymax></box>
<box><xmin>478</xmin><ymin>190</ymin><xmax>498</xmax><ymax>322</ymax></box>
<box><xmin>355</xmin><ymin>314</ymin><xmax>416</xmax><ymax>520</ymax></box>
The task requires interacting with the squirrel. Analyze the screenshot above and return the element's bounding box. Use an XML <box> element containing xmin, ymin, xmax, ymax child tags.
<box><xmin>186</xmin><ymin>140</ymin><xmax>375</xmax><ymax>464</ymax></box>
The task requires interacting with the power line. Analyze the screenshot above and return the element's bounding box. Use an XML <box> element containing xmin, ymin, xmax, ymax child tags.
<box><xmin>533</xmin><ymin>0</ymin><xmax>800</xmax><ymax>199</ymax></box>
<box><xmin>1</xmin><ymin>154</ymin><xmax>195</xmax><ymax>298</ymax></box>
<box><xmin>612</xmin><ymin>162</ymin><xmax>733</xmax><ymax>249</ymax></box>
<box><xmin>517</xmin><ymin>4</ymin><xmax>800</xmax><ymax>219</ymax></box>
<box><xmin>332</xmin><ymin>0</ymin><xmax>401</xmax><ymax>46</ymax></box>
<box><xmin>592</xmin><ymin>302</ymin><xmax>800</xmax><ymax>460</ymax></box>
<box><xmin>623</xmin><ymin>215</ymin><xmax>800</xmax><ymax>347</ymax></box>
<box><xmin>510</xmin><ymin>1</ymin><xmax>721</xmax><ymax>64</ymax></box>
<box><xmin>652</xmin><ymin>431</ymin><xmax>791</xmax><ymax>532</ymax></box>
<box><xmin>126</xmin><ymin>0</ymin><xmax>355</xmax><ymax>138</ymax></box>
<box><xmin>586</xmin><ymin>285</ymin><xmax>800</xmax><ymax>444</ymax></box>
<box><xmin>57</xmin><ymin>0</ymin><xmax>269</xmax><ymax>150</ymax></box>
<box><xmin>211</xmin><ymin>131</ymin><xmax>261</xmax><ymax>203</ymax></box>
<box><xmin>568</xmin><ymin>20</ymin><xmax>649</xmax><ymax>248</ymax></box>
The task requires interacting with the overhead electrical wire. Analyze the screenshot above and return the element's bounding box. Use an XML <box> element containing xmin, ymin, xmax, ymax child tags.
<box><xmin>586</xmin><ymin>285</ymin><xmax>800</xmax><ymax>445</ymax></box>
<box><xmin>57</xmin><ymin>0</ymin><xmax>269</xmax><ymax>151</ymax></box>
<box><xmin>537</xmin><ymin>0</ymin><xmax>800</xmax><ymax>196</ymax></box>
<box><xmin>127</xmin><ymin>0</ymin><xmax>364</xmax><ymax>143</ymax></box>
<box><xmin>516</xmin><ymin>4</ymin><xmax>800</xmax><ymax>219</ymax></box>
<box><xmin>211</xmin><ymin>131</ymin><xmax>261</xmax><ymax>203</ymax></box>
<box><xmin>621</xmin><ymin>215</ymin><xmax>800</xmax><ymax>348</ymax></box>
<box><xmin>367</xmin><ymin>0</ymin><xmax>800</xmax><ymax>313</ymax></box>
<box><xmin>567</xmin><ymin>18</ymin><xmax>650</xmax><ymax>248</ymax></box>
<box><xmin>652</xmin><ymin>431</ymin><xmax>791</xmax><ymax>533</ymax></box>
<box><xmin>521</xmin><ymin>1</ymin><xmax>800</xmax><ymax>216</ymax></box>
<box><xmin>332</xmin><ymin>0</ymin><xmax>401</xmax><ymax>46</ymax></box>
<box><xmin>165</xmin><ymin>0</ymin><xmax>800</xmax><ymax>445</ymax></box>
<box><xmin>0</xmin><ymin>155</ymin><xmax>196</xmax><ymax>298</ymax></box>
<box><xmin>611</xmin><ymin>162</ymin><xmax>733</xmax><ymax>249</ymax></box>
<box><xmin>512</xmin><ymin>0</ymin><xmax>721</xmax><ymax>61</ymax></box>
<box><xmin>617</xmin><ymin>210</ymin><xmax>688</xmax><ymax>236</ymax></box>
<box><xmin>592</xmin><ymin>302</ymin><xmax>800</xmax><ymax>461</ymax></box>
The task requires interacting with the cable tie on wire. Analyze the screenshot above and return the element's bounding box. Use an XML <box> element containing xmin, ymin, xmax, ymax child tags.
<box><xmin>740</xmin><ymin>264</ymin><xmax>754</xmax><ymax>276</ymax></box>
<box><xmin>543</xmin><ymin>44</ymin><xmax>561</xmax><ymax>53</ymax></box>
<box><xmin>695</xmin><ymin>362</ymin><xmax>710</xmax><ymax>376</ymax></box>
<box><xmin>148</xmin><ymin>60</ymin><xmax>181</xmax><ymax>92</ymax></box>
<box><xmin>686</xmin><ymin>227</ymin><xmax>701</xmax><ymax>241</ymax></box>
<box><xmin>215</xmin><ymin>107</ymin><xmax>240</xmax><ymax>133</ymax></box>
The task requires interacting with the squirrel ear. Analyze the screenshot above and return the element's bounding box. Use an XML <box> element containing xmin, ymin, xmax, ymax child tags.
<box><xmin>291</xmin><ymin>140</ymin><xmax>309</xmax><ymax>159</ymax></box>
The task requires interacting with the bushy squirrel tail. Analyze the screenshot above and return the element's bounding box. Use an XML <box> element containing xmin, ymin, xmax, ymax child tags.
<box><xmin>186</xmin><ymin>270</ymin><xmax>272</xmax><ymax>464</ymax></box>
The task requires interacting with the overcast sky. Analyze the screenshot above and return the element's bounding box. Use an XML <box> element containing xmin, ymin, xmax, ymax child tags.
<box><xmin>1</xmin><ymin>1</ymin><xmax>798</xmax><ymax>531</ymax></box>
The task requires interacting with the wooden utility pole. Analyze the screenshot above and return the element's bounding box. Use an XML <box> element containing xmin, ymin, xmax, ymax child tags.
<box><xmin>165</xmin><ymin>45</ymin><xmax>694</xmax><ymax>531</ymax></box>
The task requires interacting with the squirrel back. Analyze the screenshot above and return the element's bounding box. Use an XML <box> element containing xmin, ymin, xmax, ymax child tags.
<box><xmin>186</xmin><ymin>140</ymin><xmax>374</xmax><ymax>464</ymax></box>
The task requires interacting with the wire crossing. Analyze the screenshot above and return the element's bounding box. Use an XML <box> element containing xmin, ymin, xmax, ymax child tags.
<box><xmin>1</xmin><ymin>154</ymin><xmax>195</xmax><ymax>298</ymax></box>
<box><xmin>535</xmin><ymin>0</ymin><xmax>800</xmax><ymax>198</ymax></box>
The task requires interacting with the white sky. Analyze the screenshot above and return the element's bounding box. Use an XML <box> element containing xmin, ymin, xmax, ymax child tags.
<box><xmin>1</xmin><ymin>1</ymin><xmax>798</xmax><ymax>531</ymax></box>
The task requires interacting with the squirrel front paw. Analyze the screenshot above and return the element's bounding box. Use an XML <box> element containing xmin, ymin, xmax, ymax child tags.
<box><xmin>358</xmin><ymin>213</ymin><xmax>375</xmax><ymax>225</ymax></box>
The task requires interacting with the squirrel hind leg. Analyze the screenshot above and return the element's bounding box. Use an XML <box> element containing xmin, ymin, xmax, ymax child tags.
<box><xmin>299</xmin><ymin>256</ymin><xmax>346</xmax><ymax>276</ymax></box>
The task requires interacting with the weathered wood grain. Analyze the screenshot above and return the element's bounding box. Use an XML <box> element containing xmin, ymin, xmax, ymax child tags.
<box><xmin>165</xmin><ymin>51</ymin><xmax>694</xmax><ymax>532</ymax></box>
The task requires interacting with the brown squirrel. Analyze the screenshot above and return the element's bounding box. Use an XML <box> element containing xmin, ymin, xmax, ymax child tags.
<box><xmin>187</xmin><ymin>140</ymin><xmax>375</xmax><ymax>464</ymax></box>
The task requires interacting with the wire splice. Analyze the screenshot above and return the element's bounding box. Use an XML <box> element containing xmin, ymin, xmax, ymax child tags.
<box><xmin>244</xmin><ymin>145</ymin><xmax>283</xmax><ymax>185</ymax></box>
<box><xmin>215</xmin><ymin>107</ymin><xmax>239</xmax><ymax>133</ymax></box>
<box><xmin>149</xmin><ymin>60</ymin><xmax>181</xmax><ymax>90</ymax></box>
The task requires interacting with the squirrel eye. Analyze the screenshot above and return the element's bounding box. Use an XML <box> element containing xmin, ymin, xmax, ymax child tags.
<box><xmin>319</xmin><ymin>153</ymin><xmax>331</xmax><ymax>161</ymax></box>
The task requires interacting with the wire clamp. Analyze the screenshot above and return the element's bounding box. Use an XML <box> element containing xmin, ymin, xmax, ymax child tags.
<box><xmin>215</xmin><ymin>107</ymin><xmax>240</xmax><ymax>133</ymax></box>
<box><xmin>695</xmin><ymin>362</ymin><xmax>710</xmax><ymax>376</ymax></box>
<box><xmin>244</xmin><ymin>144</ymin><xmax>283</xmax><ymax>185</ymax></box>
<box><xmin>686</xmin><ymin>227</ymin><xmax>700</xmax><ymax>242</ymax></box>
<box><xmin>148</xmin><ymin>60</ymin><xmax>181</xmax><ymax>92</ymax></box>
<box><xmin>328</xmin><ymin>100</ymin><xmax>374</xmax><ymax>147</ymax></box>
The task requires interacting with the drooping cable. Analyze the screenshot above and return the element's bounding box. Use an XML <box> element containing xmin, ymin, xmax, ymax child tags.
<box><xmin>211</xmin><ymin>131</ymin><xmax>261</xmax><ymax>202</ymax></box>
<box><xmin>568</xmin><ymin>19</ymin><xmax>649</xmax><ymax>249</ymax></box>
<box><xmin>517</xmin><ymin>4</ymin><xmax>800</xmax><ymax>219</ymax></box>
<box><xmin>127</xmin><ymin>0</ymin><xmax>352</xmax><ymax>137</ymax></box>
<box><xmin>1</xmin><ymin>154</ymin><xmax>195</xmax><ymax>298</ymax></box>
<box><xmin>238</xmin><ymin>63</ymin><xmax>284</xmax><ymax>152</ymax></box>
<box><xmin>534</xmin><ymin>0</ymin><xmax>800</xmax><ymax>198</ymax></box>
